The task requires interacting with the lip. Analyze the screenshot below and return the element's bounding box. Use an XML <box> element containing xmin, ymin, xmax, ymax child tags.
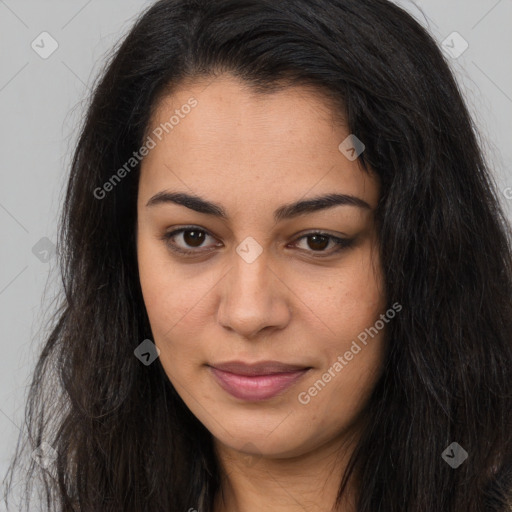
<box><xmin>208</xmin><ymin>361</ymin><xmax>311</xmax><ymax>401</ymax></box>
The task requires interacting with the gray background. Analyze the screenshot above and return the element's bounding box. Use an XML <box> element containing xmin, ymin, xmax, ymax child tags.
<box><xmin>0</xmin><ymin>0</ymin><xmax>511</xmax><ymax>503</ymax></box>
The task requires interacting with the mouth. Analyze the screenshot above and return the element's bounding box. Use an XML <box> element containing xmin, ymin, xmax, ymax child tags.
<box><xmin>207</xmin><ymin>360</ymin><xmax>312</xmax><ymax>401</ymax></box>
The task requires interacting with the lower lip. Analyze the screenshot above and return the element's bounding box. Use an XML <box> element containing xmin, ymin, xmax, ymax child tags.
<box><xmin>209</xmin><ymin>367</ymin><xmax>310</xmax><ymax>401</ymax></box>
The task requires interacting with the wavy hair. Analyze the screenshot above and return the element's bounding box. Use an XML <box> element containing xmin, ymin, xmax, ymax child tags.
<box><xmin>3</xmin><ymin>0</ymin><xmax>512</xmax><ymax>510</ymax></box>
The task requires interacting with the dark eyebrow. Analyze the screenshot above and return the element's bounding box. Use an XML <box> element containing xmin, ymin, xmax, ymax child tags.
<box><xmin>146</xmin><ymin>191</ymin><xmax>371</xmax><ymax>221</ymax></box>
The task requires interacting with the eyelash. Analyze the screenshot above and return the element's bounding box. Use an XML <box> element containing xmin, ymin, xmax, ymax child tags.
<box><xmin>160</xmin><ymin>226</ymin><xmax>355</xmax><ymax>258</ymax></box>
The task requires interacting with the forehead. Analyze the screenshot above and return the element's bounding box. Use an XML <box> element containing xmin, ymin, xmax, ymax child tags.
<box><xmin>139</xmin><ymin>75</ymin><xmax>379</xmax><ymax>213</ymax></box>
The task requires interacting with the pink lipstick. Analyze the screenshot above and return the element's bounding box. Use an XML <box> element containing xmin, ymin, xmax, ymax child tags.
<box><xmin>208</xmin><ymin>361</ymin><xmax>311</xmax><ymax>401</ymax></box>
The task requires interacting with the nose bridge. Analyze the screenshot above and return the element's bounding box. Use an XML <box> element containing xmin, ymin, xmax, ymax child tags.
<box><xmin>232</xmin><ymin>242</ymin><xmax>269</xmax><ymax>295</ymax></box>
<box><xmin>216</xmin><ymin>239</ymin><xmax>290</xmax><ymax>337</ymax></box>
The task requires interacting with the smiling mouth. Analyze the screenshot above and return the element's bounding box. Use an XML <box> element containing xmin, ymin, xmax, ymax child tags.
<box><xmin>207</xmin><ymin>360</ymin><xmax>312</xmax><ymax>401</ymax></box>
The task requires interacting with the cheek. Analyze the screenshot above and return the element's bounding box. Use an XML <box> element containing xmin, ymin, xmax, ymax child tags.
<box><xmin>293</xmin><ymin>243</ymin><xmax>385</xmax><ymax>346</ymax></box>
<box><xmin>137</xmin><ymin>232</ymin><xmax>218</xmax><ymax>374</ymax></box>
<box><xmin>297</xmin><ymin>275</ymin><xmax>387</xmax><ymax>440</ymax></box>
<box><xmin>137</xmin><ymin>231</ymin><xmax>194</xmax><ymax>326</ymax></box>
<box><xmin>297</xmin><ymin>340</ymin><xmax>385</xmax><ymax>453</ymax></box>
<box><xmin>137</xmin><ymin>236</ymin><xmax>170</xmax><ymax>326</ymax></box>
<box><xmin>340</xmin><ymin>242</ymin><xmax>385</xmax><ymax>332</ymax></box>
<box><xmin>297</xmin><ymin>245</ymin><xmax>387</xmax><ymax>413</ymax></box>
<box><xmin>137</xmin><ymin>232</ymin><xmax>189</xmax><ymax>353</ymax></box>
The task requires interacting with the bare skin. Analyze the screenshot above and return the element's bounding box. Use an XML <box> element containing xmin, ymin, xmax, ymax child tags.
<box><xmin>136</xmin><ymin>74</ymin><xmax>388</xmax><ymax>512</ymax></box>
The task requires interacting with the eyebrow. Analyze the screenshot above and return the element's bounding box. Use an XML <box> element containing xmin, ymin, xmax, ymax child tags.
<box><xmin>146</xmin><ymin>191</ymin><xmax>371</xmax><ymax>221</ymax></box>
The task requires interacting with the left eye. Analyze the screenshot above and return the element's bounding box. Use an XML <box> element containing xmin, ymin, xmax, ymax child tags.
<box><xmin>161</xmin><ymin>228</ymin><xmax>353</xmax><ymax>257</ymax></box>
<box><xmin>291</xmin><ymin>232</ymin><xmax>354</xmax><ymax>254</ymax></box>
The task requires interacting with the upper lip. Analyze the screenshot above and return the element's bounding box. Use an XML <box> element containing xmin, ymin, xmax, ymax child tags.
<box><xmin>209</xmin><ymin>360</ymin><xmax>310</xmax><ymax>376</ymax></box>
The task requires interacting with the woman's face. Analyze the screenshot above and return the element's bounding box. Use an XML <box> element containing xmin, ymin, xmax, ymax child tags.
<box><xmin>137</xmin><ymin>74</ymin><xmax>387</xmax><ymax>458</ymax></box>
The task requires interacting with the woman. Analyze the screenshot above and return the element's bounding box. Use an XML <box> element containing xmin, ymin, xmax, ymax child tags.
<box><xmin>3</xmin><ymin>0</ymin><xmax>512</xmax><ymax>510</ymax></box>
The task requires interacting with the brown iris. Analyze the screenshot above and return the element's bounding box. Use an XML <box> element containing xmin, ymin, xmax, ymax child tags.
<box><xmin>183</xmin><ymin>230</ymin><xmax>205</xmax><ymax>247</ymax></box>
<box><xmin>306</xmin><ymin>234</ymin><xmax>329</xmax><ymax>251</ymax></box>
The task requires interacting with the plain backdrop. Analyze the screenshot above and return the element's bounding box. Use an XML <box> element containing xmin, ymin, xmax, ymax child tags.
<box><xmin>1</xmin><ymin>0</ymin><xmax>511</xmax><ymax>503</ymax></box>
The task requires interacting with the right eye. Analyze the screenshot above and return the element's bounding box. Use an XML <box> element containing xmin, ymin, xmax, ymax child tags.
<box><xmin>160</xmin><ymin>227</ymin><xmax>222</xmax><ymax>256</ymax></box>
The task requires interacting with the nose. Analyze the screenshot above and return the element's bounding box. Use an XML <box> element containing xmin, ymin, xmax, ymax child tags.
<box><xmin>216</xmin><ymin>247</ymin><xmax>292</xmax><ymax>340</ymax></box>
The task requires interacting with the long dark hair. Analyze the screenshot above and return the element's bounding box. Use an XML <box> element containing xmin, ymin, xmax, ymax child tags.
<box><xmin>3</xmin><ymin>0</ymin><xmax>512</xmax><ymax>510</ymax></box>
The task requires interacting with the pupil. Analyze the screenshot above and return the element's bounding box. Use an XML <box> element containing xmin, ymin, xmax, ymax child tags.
<box><xmin>308</xmin><ymin>235</ymin><xmax>328</xmax><ymax>251</ymax></box>
<box><xmin>184</xmin><ymin>230</ymin><xmax>205</xmax><ymax>247</ymax></box>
